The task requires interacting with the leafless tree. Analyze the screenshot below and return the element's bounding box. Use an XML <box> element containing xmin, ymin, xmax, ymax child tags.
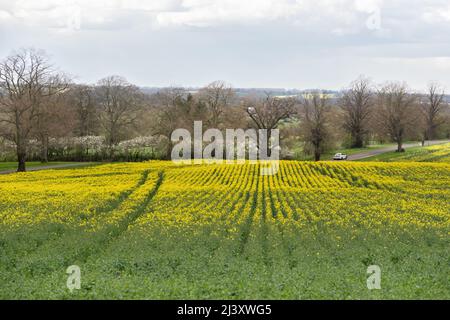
<box><xmin>148</xmin><ymin>87</ymin><xmax>188</xmax><ymax>159</ymax></box>
<box><xmin>376</xmin><ymin>83</ymin><xmax>418</xmax><ymax>152</ymax></box>
<box><xmin>420</xmin><ymin>83</ymin><xmax>447</xmax><ymax>143</ymax></box>
<box><xmin>340</xmin><ymin>77</ymin><xmax>374</xmax><ymax>148</ymax></box>
<box><xmin>245</xmin><ymin>94</ymin><xmax>296</xmax><ymax>131</ymax></box>
<box><xmin>68</xmin><ymin>84</ymin><xmax>98</xmax><ymax>136</ymax></box>
<box><xmin>198</xmin><ymin>81</ymin><xmax>234</xmax><ymax>128</ymax></box>
<box><xmin>95</xmin><ymin>76</ymin><xmax>143</xmax><ymax>157</ymax></box>
<box><xmin>245</xmin><ymin>94</ymin><xmax>296</xmax><ymax>155</ymax></box>
<box><xmin>300</xmin><ymin>92</ymin><xmax>332</xmax><ymax>161</ymax></box>
<box><xmin>153</xmin><ymin>87</ymin><xmax>188</xmax><ymax>135</ymax></box>
<box><xmin>0</xmin><ymin>48</ymin><xmax>69</xmax><ymax>171</ymax></box>
<box><xmin>33</xmin><ymin>92</ymin><xmax>74</xmax><ymax>162</ymax></box>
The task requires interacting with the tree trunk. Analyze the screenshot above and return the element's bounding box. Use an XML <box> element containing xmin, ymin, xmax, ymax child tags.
<box><xmin>108</xmin><ymin>121</ymin><xmax>117</xmax><ymax>160</ymax></box>
<box><xmin>396</xmin><ymin>129</ymin><xmax>404</xmax><ymax>152</ymax></box>
<box><xmin>17</xmin><ymin>145</ymin><xmax>27</xmax><ymax>172</ymax></box>
<box><xmin>267</xmin><ymin>129</ymin><xmax>272</xmax><ymax>158</ymax></box>
<box><xmin>165</xmin><ymin>140</ymin><xmax>173</xmax><ymax>160</ymax></box>
<box><xmin>352</xmin><ymin>133</ymin><xmax>364</xmax><ymax>148</ymax></box>
<box><xmin>396</xmin><ymin>139</ymin><xmax>403</xmax><ymax>152</ymax></box>
<box><xmin>109</xmin><ymin>146</ymin><xmax>115</xmax><ymax>160</ymax></box>
<box><xmin>428</xmin><ymin>126</ymin><xmax>435</xmax><ymax>141</ymax></box>
<box><xmin>314</xmin><ymin>148</ymin><xmax>321</xmax><ymax>161</ymax></box>
<box><xmin>40</xmin><ymin>134</ymin><xmax>49</xmax><ymax>163</ymax></box>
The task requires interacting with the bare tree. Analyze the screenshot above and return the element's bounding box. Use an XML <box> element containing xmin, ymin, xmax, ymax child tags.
<box><xmin>95</xmin><ymin>76</ymin><xmax>143</xmax><ymax>158</ymax></box>
<box><xmin>152</xmin><ymin>87</ymin><xmax>187</xmax><ymax>137</ymax></box>
<box><xmin>0</xmin><ymin>48</ymin><xmax>69</xmax><ymax>171</ymax></box>
<box><xmin>340</xmin><ymin>77</ymin><xmax>373</xmax><ymax>148</ymax></box>
<box><xmin>245</xmin><ymin>94</ymin><xmax>296</xmax><ymax>131</ymax></box>
<box><xmin>198</xmin><ymin>81</ymin><xmax>234</xmax><ymax>128</ymax></box>
<box><xmin>33</xmin><ymin>91</ymin><xmax>74</xmax><ymax>163</ymax></box>
<box><xmin>376</xmin><ymin>83</ymin><xmax>418</xmax><ymax>152</ymax></box>
<box><xmin>151</xmin><ymin>87</ymin><xmax>202</xmax><ymax>159</ymax></box>
<box><xmin>245</xmin><ymin>94</ymin><xmax>296</xmax><ymax>155</ymax></box>
<box><xmin>68</xmin><ymin>84</ymin><xmax>98</xmax><ymax>136</ymax></box>
<box><xmin>420</xmin><ymin>83</ymin><xmax>447</xmax><ymax>143</ymax></box>
<box><xmin>300</xmin><ymin>92</ymin><xmax>332</xmax><ymax>161</ymax></box>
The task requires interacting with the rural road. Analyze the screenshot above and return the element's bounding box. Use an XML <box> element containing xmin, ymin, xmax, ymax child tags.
<box><xmin>347</xmin><ymin>140</ymin><xmax>450</xmax><ymax>161</ymax></box>
<box><xmin>0</xmin><ymin>163</ymin><xmax>93</xmax><ymax>175</ymax></box>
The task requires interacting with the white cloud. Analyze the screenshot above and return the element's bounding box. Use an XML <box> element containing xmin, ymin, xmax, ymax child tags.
<box><xmin>422</xmin><ymin>4</ymin><xmax>450</xmax><ymax>22</ymax></box>
<box><xmin>153</xmin><ymin>0</ymin><xmax>378</xmax><ymax>29</ymax></box>
<box><xmin>155</xmin><ymin>0</ymin><xmax>303</xmax><ymax>27</ymax></box>
<box><xmin>0</xmin><ymin>0</ymin><xmax>448</xmax><ymax>30</ymax></box>
<box><xmin>354</xmin><ymin>0</ymin><xmax>383</xmax><ymax>13</ymax></box>
<box><xmin>120</xmin><ymin>0</ymin><xmax>181</xmax><ymax>11</ymax></box>
<box><xmin>1</xmin><ymin>1</ymin><xmax>449</xmax><ymax>43</ymax></box>
<box><xmin>0</xmin><ymin>0</ymin><xmax>393</xmax><ymax>31</ymax></box>
<box><xmin>0</xmin><ymin>0</ymin><xmax>173</xmax><ymax>29</ymax></box>
<box><xmin>1</xmin><ymin>0</ymin><xmax>450</xmax><ymax>89</ymax></box>
<box><xmin>0</xmin><ymin>9</ymin><xmax>11</xmax><ymax>20</ymax></box>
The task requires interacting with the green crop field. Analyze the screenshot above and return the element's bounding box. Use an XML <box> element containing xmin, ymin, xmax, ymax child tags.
<box><xmin>0</xmin><ymin>157</ymin><xmax>449</xmax><ymax>299</ymax></box>
<box><xmin>361</xmin><ymin>143</ymin><xmax>450</xmax><ymax>162</ymax></box>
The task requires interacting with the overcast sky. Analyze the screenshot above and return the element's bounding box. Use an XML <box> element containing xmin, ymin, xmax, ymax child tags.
<box><xmin>1</xmin><ymin>0</ymin><xmax>450</xmax><ymax>90</ymax></box>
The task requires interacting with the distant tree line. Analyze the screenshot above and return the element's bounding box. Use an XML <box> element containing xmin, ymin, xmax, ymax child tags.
<box><xmin>0</xmin><ymin>49</ymin><xmax>449</xmax><ymax>171</ymax></box>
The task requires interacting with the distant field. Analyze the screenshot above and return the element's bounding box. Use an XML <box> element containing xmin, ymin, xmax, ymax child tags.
<box><xmin>360</xmin><ymin>143</ymin><xmax>450</xmax><ymax>163</ymax></box>
<box><xmin>0</xmin><ymin>161</ymin><xmax>448</xmax><ymax>299</ymax></box>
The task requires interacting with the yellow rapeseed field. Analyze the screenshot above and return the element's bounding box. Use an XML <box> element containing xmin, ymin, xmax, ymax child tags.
<box><xmin>0</xmin><ymin>160</ymin><xmax>449</xmax><ymax>299</ymax></box>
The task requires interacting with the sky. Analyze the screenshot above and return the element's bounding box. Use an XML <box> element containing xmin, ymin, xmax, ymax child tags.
<box><xmin>0</xmin><ymin>0</ymin><xmax>450</xmax><ymax>91</ymax></box>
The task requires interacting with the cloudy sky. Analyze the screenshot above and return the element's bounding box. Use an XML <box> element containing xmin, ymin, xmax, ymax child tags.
<box><xmin>0</xmin><ymin>0</ymin><xmax>450</xmax><ymax>90</ymax></box>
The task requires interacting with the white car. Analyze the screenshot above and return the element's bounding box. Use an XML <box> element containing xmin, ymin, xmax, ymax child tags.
<box><xmin>333</xmin><ymin>153</ymin><xmax>348</xmax><ymax>160</ymax></box>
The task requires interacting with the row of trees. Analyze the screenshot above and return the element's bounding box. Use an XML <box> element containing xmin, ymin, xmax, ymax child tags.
<box><xmin>341</xmin><ymin>78</ymin><xmax>447</xmax><ymax>149</ymax></box>
<box><xmin>296</xmin><ymin>78</ymin><xmax>449</xmax><ymax>161</ymax></box>
<box><xmin>1</xmin><ymin>49</ymin><xmax>449</xmax><ymax>171</ymax></box>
